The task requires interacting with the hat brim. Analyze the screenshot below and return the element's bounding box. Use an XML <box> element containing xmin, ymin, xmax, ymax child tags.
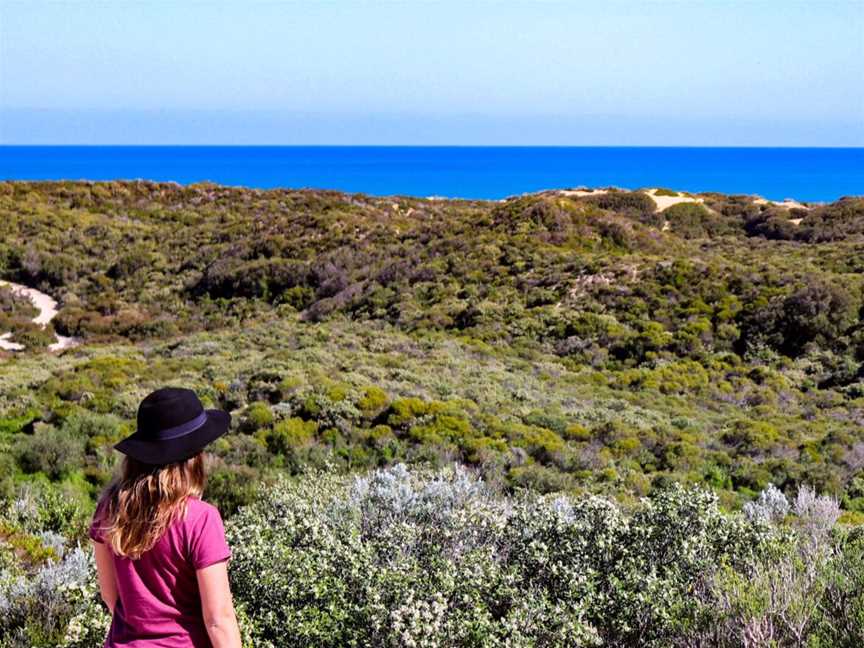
<box><xmin>114</xmin><ymin>409</ymin><xmax>230</xmax><ymax>465</ymax></box>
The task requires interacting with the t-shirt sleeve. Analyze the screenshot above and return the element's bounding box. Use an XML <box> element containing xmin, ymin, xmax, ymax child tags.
<box><xmin>188</xmin><ymin>503</ymin><xmax>232</xmax><ymax>570</ymax></box>
<box><xmin>88</xmin><ymin>499</ymin><xmax>108</xmax><ymax>543</ymax></box>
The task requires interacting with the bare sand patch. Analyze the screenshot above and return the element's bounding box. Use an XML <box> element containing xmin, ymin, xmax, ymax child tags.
<box><xmin>0</xmin><ymin>281</ymin><xmax>79</xmax><ymax>352</ymax></box>
<box><xmin>754</xmin><ymin>197</ymin><xmax>810</xmax><ymax>210</ymax></box>
<box><xmin>559</xmin><ymin>188</ymin><xmax>610</xmax><ymax>198</ymax></box>
<box><xmin>644</xmin><ymin>189</ymin><xmax>704</xmax><ymax>212</ymax></box>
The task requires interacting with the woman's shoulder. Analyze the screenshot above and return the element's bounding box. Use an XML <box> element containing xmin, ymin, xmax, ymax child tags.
<box><xmin>184</xmin><ymin>496</ymin><xmax>224</xmax><ymax>525</ymax></box>
<box><xmin>182</xmin><ymin>497</ymin><xmax>232</xmax><ymax>567</ymax></box>
<box><xmin>89</xmin><ymin>494</ymin><xmax>112</xmax><ymax>543</ymax></box>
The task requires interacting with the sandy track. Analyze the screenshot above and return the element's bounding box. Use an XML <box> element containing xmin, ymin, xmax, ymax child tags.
<box><xmin>0</xmin><ymin>281</ymin><xmax>79</xmax><ymax>352</ymax></box>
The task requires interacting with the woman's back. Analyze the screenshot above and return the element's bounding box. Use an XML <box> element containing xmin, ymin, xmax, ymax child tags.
<box><xmin>91</xmin><ymin>495</ymin><xmax>231</xmax><ymax>647</ymax></box>
<box><xmin>92</xmin><ymin>388</ymin><xmax>239</xmax><ymax>647</ymax></box>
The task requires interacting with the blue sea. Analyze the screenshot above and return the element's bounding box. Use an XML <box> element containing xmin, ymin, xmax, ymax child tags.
<box><xmin>0</xmin><ymin>146</ymin><xmax>861</xmax><ymax>202</ymax></box>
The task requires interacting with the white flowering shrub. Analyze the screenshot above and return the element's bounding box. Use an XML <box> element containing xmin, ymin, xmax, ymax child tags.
<box><xmin>225</xmin><ymin>466</ymin><xmax>784</xmax><ymax>647</ymax></box>
<box><xmin>588</xmin><ymin>484</ymin><xmax>776</xmax><ymax>645</ymax></box>
<box><xmin>227</xmin><ymin>464</ymin><xmax>604</xmax><ymax>647</ymax></box>
<box><xmin>0</xmin><ymin>471</ymin><xmax>860</xmax><ymax>647</ymax></box>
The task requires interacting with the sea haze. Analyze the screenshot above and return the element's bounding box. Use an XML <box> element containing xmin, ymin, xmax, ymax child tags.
<box><xmin>0</xmin><ymin>146</ymin><xmax>861</xmax><ymax>202</ymax></box>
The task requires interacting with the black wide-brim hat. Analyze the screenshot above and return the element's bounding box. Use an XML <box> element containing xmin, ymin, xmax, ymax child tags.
<box><xmin>115</xmin><ymin>387</ymin><xmax>231</xmax><ymax>465</ymax></box>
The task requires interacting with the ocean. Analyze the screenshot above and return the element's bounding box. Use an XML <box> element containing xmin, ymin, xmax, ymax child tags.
<box><xmin>0</xmin><ymin>146</ymin><xmax>861</xmax><ymax>202</ymax></box>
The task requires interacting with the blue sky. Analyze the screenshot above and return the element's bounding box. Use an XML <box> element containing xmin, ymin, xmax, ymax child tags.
<box><xmin>1</xmin><ymin>0</ymin><xmax>862</xmax><ymax>145</ymax></box>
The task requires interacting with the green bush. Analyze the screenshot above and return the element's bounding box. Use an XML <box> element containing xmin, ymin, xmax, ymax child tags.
<box><xmin>241</xmin><ymin>401</ymin><xmax>274</xmax><ymax>432</ymax></box>
<box><xmin>265</xmin><ymin>417</ymin><xmax>318</xmax><ymax>455</ymax></box>
<box><xmin>15</xmin><ymin>426</ymin><xmax>86</xmax><ymax>480</ymax></box>
<box><xmin>664</xmin><ymin>202</ymin><xmax>738</xmax><ymax>238</ymax></box>
<box><xmin>10</xmin><ymin>322</ymin><xmax>56</xmax><ymax>350</ymax></box>
<box><xmin>356</xmin><ymin>385</ymin><xmax>389</xmax><ymax>417</ymax></box>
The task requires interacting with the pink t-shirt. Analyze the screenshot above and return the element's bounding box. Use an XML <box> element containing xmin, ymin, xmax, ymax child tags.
<box><xmin>89</xmin><ymin>497</ymin><xmax>232</xmax><ymax>648</ymax></box>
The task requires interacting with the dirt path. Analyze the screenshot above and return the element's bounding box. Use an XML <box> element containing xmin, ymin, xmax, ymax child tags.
<box><xmin>0</xmin><ymin>281</ymin><xmax>79</xmax><ymax>352</ymax></box>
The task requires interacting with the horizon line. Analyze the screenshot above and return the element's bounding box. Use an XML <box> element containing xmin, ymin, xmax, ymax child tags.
<box><xmin>2</xmin><ymin>144</ymin><xmax>863</xmax><ymax>149</ymax></box>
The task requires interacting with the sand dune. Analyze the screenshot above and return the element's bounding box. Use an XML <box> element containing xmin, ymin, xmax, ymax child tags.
<box><xmin>559</xmin><ymin>188</ymin><xmax>704</xmax><ymax>213</ymax></box>
<box><xmin>644</xmin><ymin>188</ymin><xmax>704</xmax><ymax>211</ymax></box>
<box><xmin>754</xmin><ymin>197</ymin><xmax>810</xmax><ymax>210</ymax></box>
<box><xmin>559</xmin><ymin>188</ymin><xmax>609</xmax><ymax>198</ymax></box>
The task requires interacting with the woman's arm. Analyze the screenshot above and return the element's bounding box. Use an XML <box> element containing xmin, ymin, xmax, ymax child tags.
<box><xmin>197</xmin><ymin>560</ymin><xmax>241</xmax><ymax>648</ymax></box>
<box><xmin>93</xmin><ymin>541</ymin><xmax>118</xmax><ymax>614</ymax></box>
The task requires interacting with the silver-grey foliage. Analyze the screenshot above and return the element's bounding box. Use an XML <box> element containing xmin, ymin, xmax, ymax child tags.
<box><xmin>743</xmin><ymin>483</ymin><xmax>790</xmax><ymax>525</ymax></box>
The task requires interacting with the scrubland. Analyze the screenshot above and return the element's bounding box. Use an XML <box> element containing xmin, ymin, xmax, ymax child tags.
<box><xmin>1</xmin><ymin>181</ymin><xmax>862</xmax><ymax>645</ymax></box>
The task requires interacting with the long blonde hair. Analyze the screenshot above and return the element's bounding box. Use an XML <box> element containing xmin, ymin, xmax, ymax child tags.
<box><xmin>99</xmin><ymin>453</ymin><xmax>206</xmax><ymax>559</ymax></box>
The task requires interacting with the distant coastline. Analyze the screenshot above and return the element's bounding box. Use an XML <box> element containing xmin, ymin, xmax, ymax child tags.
<box><xmin>1</xmin><ymin>146</ymin><xmax>861</xmax><ymax>203</ymax></box>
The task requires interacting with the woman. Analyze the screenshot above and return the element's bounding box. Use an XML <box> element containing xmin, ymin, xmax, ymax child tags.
<box><xmin>90</xmin><ymin>387</ymin><xmax>241</xmax><ymax>648</ymax></box>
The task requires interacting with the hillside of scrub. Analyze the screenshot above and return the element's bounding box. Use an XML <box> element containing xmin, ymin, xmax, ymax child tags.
<box><xmin>0</xmin><ymin>180</ymin><xmax>862</xmax><ymax>518</ymax></box>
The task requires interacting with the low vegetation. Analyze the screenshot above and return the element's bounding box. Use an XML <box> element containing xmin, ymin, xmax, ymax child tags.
<box><xmin>0</xmin><ymin>180</ymin><xmax>862</xmax><ymax>644</ymax></box>
<box><xmin>2</xmin><ymin>466</ymin><xmax>862</xmax><ymax>647</ymax></box>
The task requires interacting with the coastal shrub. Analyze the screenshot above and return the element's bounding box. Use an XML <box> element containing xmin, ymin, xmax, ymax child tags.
<box><xmin>2</xmin><ymin>482</ymin><xmax>90</xmax><ymax>540</ymax></box>
<box><xmin>491</xmin><ymin>196</ymin><xmax>573</xmax><ymax>234</ymax></box>
<box><xmin>812</xmin><ymin>527</ymin><xmax>864</xmax><ymax>646</ymax></box>
<box><xmin>0</xmin><ymin>548</ymin><xmax>110</xmax><ymax>648</ymax></box>
<box><xmin>9</xmin><ymin>321</ymin><xmax>55</xmax><ymax>350</ymax></box>
<box><xmin>241</xmin><ymin>401</ymin><xmax>273</xmax><ymax>432</ymax></box>
<box><xmin>224</xmin><ymin>466</ymin><xmax>864</xmax><ymax>647</ymax></box>
<box><xmin>664</xmin><ymin>202</ymin><xmax>737</xmax><ymax>238</ymax></box>
<box><xmin>508</xmin><ymin>462</ymin><xmax>577</xmax><ymax>493</ymax></box>
<box><xmin>204</xmin><ymin>464</ymin><xmax>260</xmax><ymax>516</ymax></box>
<box><xmin>0</xmin><ymin>286</ymin><xmax>38</xmax><ymax>320</ymax></box>
<box><xmin>691</xmin><ymin>486</ymin><xmax>851</xmax><ymax>647</ymax></box>
<box><xmin>745</xmin><ymin>211</ymin><xmax>798</xmax><ymax>240</ymax></box>
<box><xmin>15</xmin><ymin>426</ymin><xmax>86</xmax><ymax>480</ymax></box>
<box><xmin>288</xmin><ymin>388</ymin><xmax>361</xmax><ymax>434</ymax></box>
<box><xmin>743</xmin><ymin>482</ymin><xmax>790</xmax><ymax>524</ymax></box>
<box><xmin>580</xmin><ymin>190</ymin><xmax>656</xmax><ymax>219</ymax></box>
<box><xmin>226</xmin><ymin>464</ymin><xmax>604</xmax><ymax>647</ymax></box>
<box><xmin>721</xmin><ymin>419</ymin><xmax>780</xmax><ymax>455</ymax></box>
<box><xmin>265</xmin><ymin>417</ymin><xmax>318</xmax><ymax>454</ymax></box>
<box><xmin>356</xmin><ymin>385</ymin><xmax>389</xmax><ymax>418</ymax></box>
<box><xmin>780</xmin><ymin>280</ymin><xmax>858</xmax><ymax>356</ymax></box>
<box><xmin>0</xmin><ymin>467</ymin><xmax>862</xmax><ymax>646</ymax></box>
<box><xmin>59</xmin><ymin>411</ymin><xmax>123</xmax><ymax>442</ymax></box>
<box><xmin>797</xmin><ymin>197</ymin><xmax>864</xmax><ymax>242</ymax></box>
